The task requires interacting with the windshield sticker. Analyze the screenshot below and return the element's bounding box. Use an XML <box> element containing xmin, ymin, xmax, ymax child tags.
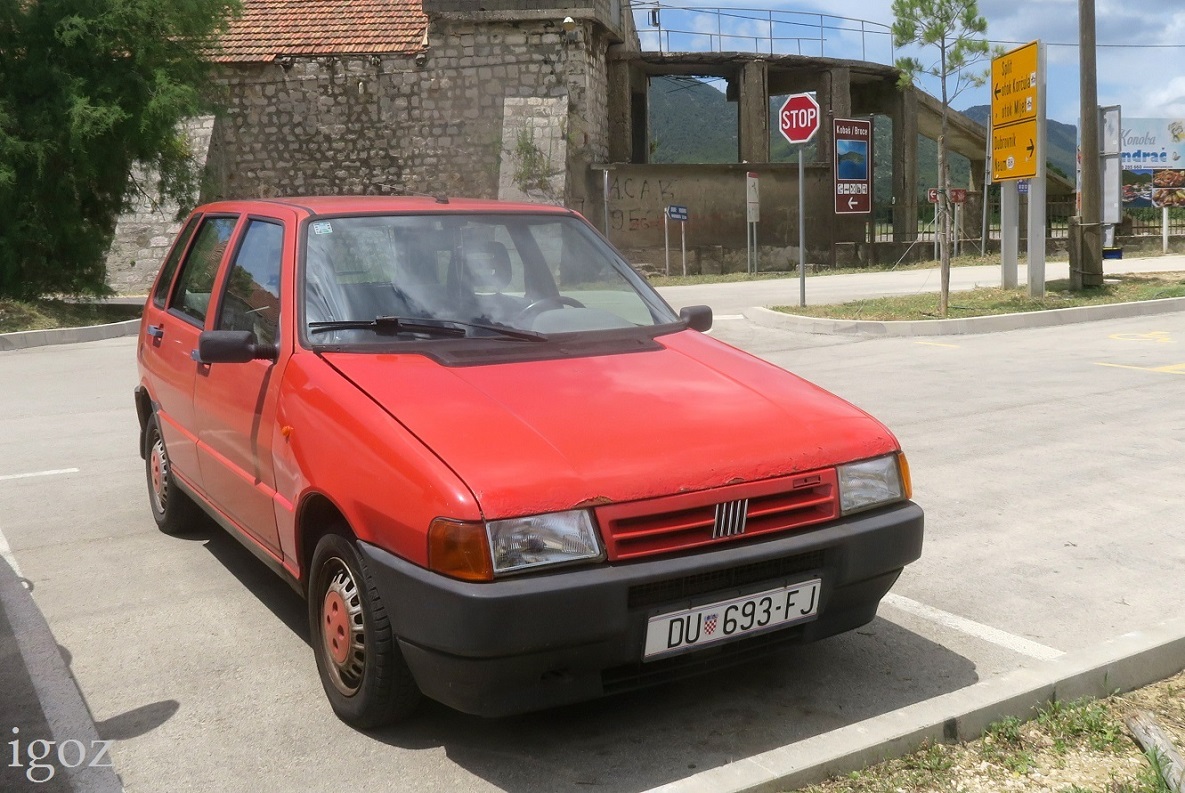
<box><xmin>311</xmin><ymin>221</ymin><xmax>333</xmax><ymax>235</ymax></box>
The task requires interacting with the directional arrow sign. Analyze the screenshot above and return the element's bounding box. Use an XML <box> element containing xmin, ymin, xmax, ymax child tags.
<box><xmin>991</xmin><ymin>40</ymin><xmax>1042</xmax><ymax>183</ymax></box>
<box><xmin>991</xmin><ymin>40</ymin><xmax>1039</xmax><ymax>129</ymax></box>
<box><xmin>991</xmin><ymin>118</ymin><xmax>1040</xmax><ymax>181</ymax></box>
<box><xmin>833</xmin><ymin>117</ymin><xmax>872</xmax><ymax>215</ymax></box>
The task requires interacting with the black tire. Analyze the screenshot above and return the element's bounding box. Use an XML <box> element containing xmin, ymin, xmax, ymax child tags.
<box><xmin>308</xmin><ymin>532</ymin><xmax>421</xmax><ymax>728</ymax></box>
<box><xmin>144</xmin><ymin>414</ymin><xmax>201</xmax><ymax>535</ymax></box>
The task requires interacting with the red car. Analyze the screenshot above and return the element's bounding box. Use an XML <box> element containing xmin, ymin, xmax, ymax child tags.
<box><xmin>135</xmin><ymin>196</ymin><xmax>922</xmax><ymax>727</ymax></box>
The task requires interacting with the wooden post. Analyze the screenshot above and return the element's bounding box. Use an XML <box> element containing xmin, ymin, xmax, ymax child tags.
<box><xmin>1126</xmin><ymin>710</ymin><xmax>1185</xmax><ymax>793</ymax></box>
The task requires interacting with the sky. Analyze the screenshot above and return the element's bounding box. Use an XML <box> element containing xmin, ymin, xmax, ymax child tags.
<box><xmin>634</xmin><ymin>0</ymin><xmax>1185</xmax><ymax>126</ymax></box>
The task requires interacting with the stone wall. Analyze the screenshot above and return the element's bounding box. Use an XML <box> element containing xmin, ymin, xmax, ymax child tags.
<box><xmin>104</xmin><ymin>13</ymin><xmax>608</xmax><ymax>292</ymax></box>
<box><xmin>105</xmin><ymin>117</ymin><xmax>215</xmax><ymax>295</ymax></box>
<box><xmin>200</xmin><ymin>18</ymin><xmax>606</xmax><ymax>204</ymax></box>
<box><xmin>597</xmin><ymin>162</ymin><xmax>869</xmax><ymax>272</ymax></box>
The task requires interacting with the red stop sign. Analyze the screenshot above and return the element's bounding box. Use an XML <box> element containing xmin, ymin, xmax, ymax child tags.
<box><xmin>779</xmin><ymin>93</ymin><xmax>820</xmax><ymax>144</ymax></box>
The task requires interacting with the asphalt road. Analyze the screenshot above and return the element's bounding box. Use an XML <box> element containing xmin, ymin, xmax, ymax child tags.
<box><xmin>0</xmin><ymin>311</ymin><xmax>1182</xmax><ymax>793</ymax></box>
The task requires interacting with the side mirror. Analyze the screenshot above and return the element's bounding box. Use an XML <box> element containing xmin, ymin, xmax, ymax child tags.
<box><xmin>195</xmin><ymin>330</ymin><xmax>278</xmax><ymax>364</ymax></box>
<box><xmin>679</xmin><ymin>305</ymin><xmax>713</xmax><ymax>333</ymax></box>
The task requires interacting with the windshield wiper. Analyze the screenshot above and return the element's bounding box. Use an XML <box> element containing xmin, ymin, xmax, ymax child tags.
<box><xmin>308</xmin><ymin>316</ymin><xmax>547</xmax><ymax>342</ymax></box>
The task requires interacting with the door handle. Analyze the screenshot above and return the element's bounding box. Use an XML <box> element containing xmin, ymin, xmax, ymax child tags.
<box><xmin>147</xmin><ymin>324</ymin><xmax>165</xmax><ymax>340</ymax></box>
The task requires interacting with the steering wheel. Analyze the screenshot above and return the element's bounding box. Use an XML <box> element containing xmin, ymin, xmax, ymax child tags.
<box><xmin>515</xmin><ymin>295</ymin><xmax>585</xmax><ymax>323</ymax></box>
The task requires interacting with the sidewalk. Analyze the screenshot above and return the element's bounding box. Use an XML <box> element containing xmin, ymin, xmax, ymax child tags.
<box><xmin>656</xmin><ymin>253</ymin><xmax>1185</xmax><ymax>315</ymax></box>
<box><xmin>3</xmin><ymin>257</ymin><xmax>1184</xmax><ymax>793</ymax></box>
<box><xmin>0</xmin><ymin>558</ymin><xmax>123</xmax><ymax>792</ymax></box>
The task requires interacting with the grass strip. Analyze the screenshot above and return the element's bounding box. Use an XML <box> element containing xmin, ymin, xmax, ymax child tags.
<box><xmin>770</xmin><ymin>274</ymin><xmax>1185</xmax><ymax>322</ymax></box>
<box><xmin>0</xmin><ymin>299</ymin><xmax>143</xmax><ymax>334</ymax></box>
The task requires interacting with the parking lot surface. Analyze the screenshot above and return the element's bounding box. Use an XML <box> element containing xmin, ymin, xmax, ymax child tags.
<box><xmin>0</xmin><ymin>305</ymin><xmax>1182</xmax><ymax>792</ymax></box>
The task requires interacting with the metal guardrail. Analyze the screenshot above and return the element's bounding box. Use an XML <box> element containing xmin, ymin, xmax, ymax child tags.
<box><xmin>630</xmin><ymin>2</ymin><xmax>895</xmax><ymax>64</ymax></box>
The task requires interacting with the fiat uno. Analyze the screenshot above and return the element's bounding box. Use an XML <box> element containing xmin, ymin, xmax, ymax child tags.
<box><xmin>134</xmin><ymin>196</ymin><xmax>923</xmax><ymax>727</ymax></box>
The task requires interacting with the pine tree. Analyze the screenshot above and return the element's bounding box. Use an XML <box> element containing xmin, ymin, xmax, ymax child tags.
<box><xmin>892</xmin><ymin>0</ymin><xmax>990</xmax><ymax>316</ymax></box>
<box><xmin>0</xmin><ymin>0</ymin><xmax>238</xmax><ymax>300</ymax></box>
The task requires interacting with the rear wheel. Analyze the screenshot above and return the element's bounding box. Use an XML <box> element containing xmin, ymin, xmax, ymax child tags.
<box><xmin>144</xmin><ymin>414</ymin><xmax>200</xmax><ymax>535</ymax></box>
<box><xmin>308</xmin><ymin>532</ymin><xmax>421</xmax><ymax>728</ymax></box>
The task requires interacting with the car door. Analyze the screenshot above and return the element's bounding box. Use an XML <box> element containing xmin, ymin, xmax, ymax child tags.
<box><xmin>139</xmin><ymin>214</ymin><xmax>240</xmax><ymax>487</ymax></box>
<box><xmin>192</xmin><ymin>216</ymin><xmax>289</xmax><ymax>556</ymax></box>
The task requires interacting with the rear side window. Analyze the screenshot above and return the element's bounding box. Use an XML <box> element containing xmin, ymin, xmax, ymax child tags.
<box><xmin>216</xmin><ymin>220</ymin><xmax>283</xmax><ymax>346</ymax></box>
<box><xmin>171</xmin><ymin>216</ymin><xmax>238</xmax><ymax>326</ymax></box>
<box><xmin>150</xmin><ymin>216</ymin><xmax>201</xmax><ymax>309</ymax></box>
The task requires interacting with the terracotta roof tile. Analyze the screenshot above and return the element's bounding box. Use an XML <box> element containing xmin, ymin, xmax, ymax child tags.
<box><xmin>212</xmin><ymin>0</ymin><xmax>427</xmax><ymax>62</ymax></box>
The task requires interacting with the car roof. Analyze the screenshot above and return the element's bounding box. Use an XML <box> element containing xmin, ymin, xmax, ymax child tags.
<box><xmin>194</xmin><ymin>195</ymin><xmax>576</xmax><ymax>217</ymax></box>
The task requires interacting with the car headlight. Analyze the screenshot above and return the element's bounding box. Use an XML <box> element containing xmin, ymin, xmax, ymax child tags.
<box><xmin>838</xmin><ymin>454</ymin><xmax>910</xmax><ymax>515</ymax></box>
<box><xmin>486</xmin><ymin>509</ymin><xmax>604</xmax><ymax>576</ymax></box>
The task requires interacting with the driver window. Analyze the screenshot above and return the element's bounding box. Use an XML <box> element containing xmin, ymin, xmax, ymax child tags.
<box><xmin>216</xmin><ymin>220</ymin><xmax>283</xmax><ymax>346</ymax></box>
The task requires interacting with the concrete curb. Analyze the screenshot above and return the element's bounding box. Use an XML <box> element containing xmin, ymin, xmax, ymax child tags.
<box><xmin>0</xmin><ymin>560</ymin><xmax>125</xmax><ymax>793</ymax></box>
<box><xmin>0</xmin><ymin>319</ymin><xmax>140</xmax><ymax>352</ymax></box>
<box><xmin>643</xmin><ymin>618</ymin><xmax>1185</xmax><ymax>793</ymax></box>
<box><xmin>745</xmin><ymin>295</ymin><xmax>1185</xmax><ymax>336</ymax></box>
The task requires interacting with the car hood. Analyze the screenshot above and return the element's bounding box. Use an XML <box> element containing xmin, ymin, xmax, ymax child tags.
<box><xmin>321</xmin><ymin>331</ymin><xmax>899</xmax><ymax>518</ymax></box>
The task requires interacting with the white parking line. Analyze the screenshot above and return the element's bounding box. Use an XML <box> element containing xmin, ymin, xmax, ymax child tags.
<box><xmin>0</xmin><ymin>527</ymin><xmax>22</xmax><ymax>578</ymax></box>
<box><xmin>882</xmin><ymin>593</ymin><xmax>1063</xmax><ymax>661</ymax></box>
<box><xmin>715</xmin><ymin>314</ymin><xmax>746</xmax><ymax>321</ymax></box>
<box><xmin>0</xmin><ymin>467</ymin><xmax>80</xmax><ymax>482</ymax></box>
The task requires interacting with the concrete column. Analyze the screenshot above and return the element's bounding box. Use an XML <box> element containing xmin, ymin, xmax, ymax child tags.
<box><xmin>816</xmin><ymin>67</ymin><xmax>851</xmax><ymax>171</ymax></box>
<box><xmin>630</xmin><ymin>89</ymin><xmax>648</xmax><ymax>164</ymax></box>
<box><xmin>737</xmin><ymin>60</ymin><xmax>769</xmax><ymax>163</ymax></box>
<box><xmin>891</xmin><ymin>88</ymin><xmax>919</xmax><ymax>242</ymax></box>
<box><xmin>966</xmin><ymin>157</ymin><xmax>986</xmax><ymax>240</ymax></box>
<box><xmin>816</xmin><ymin>67</ymin><xmax>852</xmax><ymax>266</ymax></box>
<box><xmin>606</xmin><ymin>59</ymin><xmax>632</xmax><ymax>162</ymax></box>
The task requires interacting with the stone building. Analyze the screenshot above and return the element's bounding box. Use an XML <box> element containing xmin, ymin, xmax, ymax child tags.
<box><xmin>106</xmin><ymin>0</ymin><xmax>996</xmax><ymax>291</ymax></box>
<box><xmin>109</xmin><ymin>0</ymin><xmax>639</xmax><ymax>293</ymax></box>
<box><xmin>201</xmin><ymin>0</ymin><xmax>633</xmax><ymax>205</ymax></box>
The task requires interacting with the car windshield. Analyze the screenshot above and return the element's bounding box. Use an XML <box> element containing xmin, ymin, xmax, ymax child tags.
<box><xmin>302</xmin><ymin>213</ymin><xmax>677</xmax><ymax>343</ymax></box>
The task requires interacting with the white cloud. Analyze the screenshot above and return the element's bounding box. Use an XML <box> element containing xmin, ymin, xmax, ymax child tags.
<box><xmin>1125</xmin><ymin>76</ymin><xmax>1185</xmax><ymax>119</ymax></box>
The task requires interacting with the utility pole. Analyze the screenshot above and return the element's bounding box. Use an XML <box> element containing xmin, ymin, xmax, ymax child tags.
<box><xmin>1077</xmin><ymin>0</ymin><xmax>1104</xmax><ymax>288</ymax></box>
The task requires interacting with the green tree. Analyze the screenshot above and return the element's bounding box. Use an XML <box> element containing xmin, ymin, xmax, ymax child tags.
<box><xmin>892</xmin><ymin>0</ymin><xmax>990</xmax><ymax>316</ymax></box>
<box><xmin>0</xmin><ymin>0</ymin><xmax>238</xmax><ymax>301</ymax></box>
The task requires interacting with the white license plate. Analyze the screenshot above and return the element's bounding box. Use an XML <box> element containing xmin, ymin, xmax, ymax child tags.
<box><xmin>643</xmin><ymin>579</ymin><xmax>821</xmax><ymax>660</ymax></box>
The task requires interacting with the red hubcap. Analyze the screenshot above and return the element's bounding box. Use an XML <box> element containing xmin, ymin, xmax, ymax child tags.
<box><xmin>150</xmin><ymin>451</ymin><xmax>163</xmax><ymax>496</ymax></box>
<box><xmin>322</xmin><ymin>590</ymin><xmax>351</xmax><ymax>665</ymax></box>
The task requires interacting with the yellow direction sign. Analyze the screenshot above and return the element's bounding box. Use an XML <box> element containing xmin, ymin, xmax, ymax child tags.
<box><xmin>991</xmin><ymin>41</ymin><xmax>1039</xmax><ymax>128</ymax></box>
<box><xmin>991</xmin><ymin>118</ymin><xmax>1039</xmax><ymax>181</ymax></box>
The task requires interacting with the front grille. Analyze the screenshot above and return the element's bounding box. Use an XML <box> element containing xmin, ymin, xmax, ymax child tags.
<box><xmin>596</xmin><ymin>470</ymin><xmax>838</xmax><ymax>561</ymax></box>
<box><xmin>626</xmin><ymin>550</ymin><xmax>825</xmax><ymax>609</ymax></box>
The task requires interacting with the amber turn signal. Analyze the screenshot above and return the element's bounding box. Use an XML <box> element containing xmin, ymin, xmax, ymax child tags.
<box><xmin>428</xmin><ymin>518</ymin><xmax>494</xmax><ymax>581</ymax></box>
<box><xmin>898</xmin><ymin>452</ymin><xmax>913</xmax><ymax>501</ymax></box>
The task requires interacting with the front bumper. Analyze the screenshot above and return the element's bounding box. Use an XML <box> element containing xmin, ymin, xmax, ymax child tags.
<box><xmin>360</xmin><ymin>500</ymin><xmax>923</xmax><ymax>717</ymax></box>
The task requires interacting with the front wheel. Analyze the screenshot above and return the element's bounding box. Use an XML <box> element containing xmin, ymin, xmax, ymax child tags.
<box><xmin>308</xmin><ymin>533</ymin><xmax>421</xmax><ymax>728</ymax></box>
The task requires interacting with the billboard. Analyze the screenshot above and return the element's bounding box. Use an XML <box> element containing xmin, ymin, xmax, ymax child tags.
<box><xmin>1120</xmin><ymin>118</ymin><xmax>1185</xmax><ymax>208</ymax></box>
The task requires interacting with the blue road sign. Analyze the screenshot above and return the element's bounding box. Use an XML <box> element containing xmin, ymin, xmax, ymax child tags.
<box><xmin>667</xmin><ymin>205</ymin><xmax>689</xmax><ymax>221</ymax></box>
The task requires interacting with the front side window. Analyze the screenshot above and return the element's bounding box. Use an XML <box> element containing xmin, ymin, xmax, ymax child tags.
<box><xmin>171</xmin><ymin>216</ymin><xmax>238</xmax><ymax>326</ymax></box>
<box><xmin>303</xmin><ymin>214</ymin><xmax>675</xmax><ymax>344</ymax></box>
<box><xmin>216</xmin><ymin>220</ymin><xmax>283</xmax><ymax>346</ymax></box>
